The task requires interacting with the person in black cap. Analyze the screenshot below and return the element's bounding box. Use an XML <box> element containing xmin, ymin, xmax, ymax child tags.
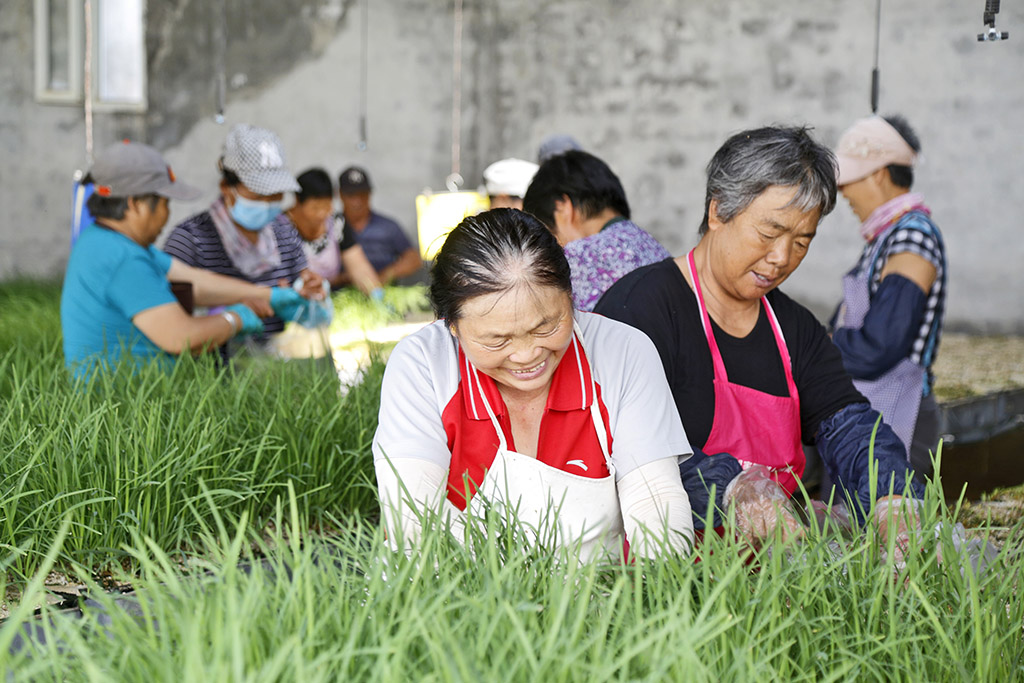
<box><xmin>164</xmin><ymin>124</ymin><xmax>325</xmax><ymax>341</ymax></box>
<box><xmin>338</xmin><ymin>165</ymin><xmax>421</xmax><ymax>283</ymax></box>
<box><xmin>61</xmin><ymin>141</ymin><xmax>306</xmax><ymax>380</ymax></box>
<box><xmin>274</xmin><ymin>167</ymin><xmax>384</xmax><ymax>299</ymax></box>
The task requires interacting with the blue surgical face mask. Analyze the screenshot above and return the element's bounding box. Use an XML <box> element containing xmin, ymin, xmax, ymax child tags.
<box><xmin>230</xmin><ymin>191</ymin><xmax>282</xmax><ymax>231</ymax></box>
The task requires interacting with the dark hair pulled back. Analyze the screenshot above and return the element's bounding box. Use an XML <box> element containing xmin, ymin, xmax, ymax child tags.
<box><xmin>430</xmin><ymin>208</ymin><xmax>572</xmax><ymax>324</ymax></box>
<box><xmin>295</xmin><ymin>168</ymin><xmax>334</xmax><ymax>202</ymax></box>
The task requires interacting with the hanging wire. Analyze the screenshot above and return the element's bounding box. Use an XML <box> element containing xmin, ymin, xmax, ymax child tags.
<box><xmin>447</xmin><ymin>0</ymin><xmax>464</xmax><ymax>189</ymax></box>
<box><xmin>213</xmin><ymin>0</ymin><xmax>226</xmax><ymax>123</ymax></box>
<box><xmin>83</xmin><ymin>0</ymin><xmax>94</xmax><ymax>163</ymax></box>
<box><xmin>871</xmin><ymin>0</ymin><xmax>882</xmax><ymax>113</ymax></box>
<box><xmin>357</xmin><ymin>0</ymin><xmax>369</xmax><ymax>150</ymax></box>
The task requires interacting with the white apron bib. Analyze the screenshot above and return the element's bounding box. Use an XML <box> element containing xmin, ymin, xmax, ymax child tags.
<box><xmin>443</xmin><ymin>321</ymin><xmax>625</xmax><ymax>562</ymax></box>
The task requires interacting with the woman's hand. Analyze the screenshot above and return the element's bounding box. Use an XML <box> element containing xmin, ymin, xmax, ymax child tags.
<box><xmin>240</xmin><ymin>296</ymin><xmax>274</xmax><ymax>318</ymax></box>
<box><xmin>874</xmin><ymin>495</ymin><xmax>921</xmax><ymax>570</ymax></box>
<box><xmin>724</xmin><ymin>465</ymin><xmax>804</xmax><ymax>548</ymax></box>
<box><xmin>296</xmin><ymin>270</ymin><xmax>326</xmax><ymax>300</ymax></box>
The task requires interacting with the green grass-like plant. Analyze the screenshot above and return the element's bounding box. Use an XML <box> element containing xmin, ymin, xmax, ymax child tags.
<box><xmin>0</xmin><ymin>339</ymin><xmax>383</xmax><ymax>579</ymax></box>
<box><xmin>2</xmin><ymin>280</ymin><xmax>1023</xmax><ymax>680</ymax></box>
<box><xmin>1</xmin><ymin>482</ymin><xmax>1022</xmax><ymax>681</ymax></box>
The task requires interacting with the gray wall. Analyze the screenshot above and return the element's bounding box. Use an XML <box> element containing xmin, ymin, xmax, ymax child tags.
<box><xmin>2</xmin><ymin>0</ymin><xmax>1022</xmax><ymax>331</ymax></box>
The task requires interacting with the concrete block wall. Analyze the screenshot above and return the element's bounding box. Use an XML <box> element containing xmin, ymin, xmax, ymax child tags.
<box><xmin>1</xmin><ymin>0</ymin><xmax>1022</xmax><ymax>331</ymax></box>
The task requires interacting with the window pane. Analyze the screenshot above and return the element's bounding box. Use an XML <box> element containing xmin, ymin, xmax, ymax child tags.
<box><xmin>47</xmin><ymin>0</ymin><xmax>70</xmax><ymax>91</ymax></box>
<box><xmin>97</xmin><ymin>0</ymin><xmax>145</xmax><ymax>103</ymax></box>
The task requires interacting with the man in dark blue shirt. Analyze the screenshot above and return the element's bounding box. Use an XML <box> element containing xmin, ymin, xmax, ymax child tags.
<box><xmin>337</xmin><ymin>166</ymin><xmax>422</xmax><ymax>283</ymax></box>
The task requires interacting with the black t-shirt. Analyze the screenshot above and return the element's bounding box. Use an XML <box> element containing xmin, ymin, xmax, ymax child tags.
<box><xmin>594</xmin><ymin>258</ymin><xmax>866</xmax><ymax>448</ymax></box>
<box><xmin>336</xmin><ymin>215</ymin><xmax>359</xmax><ymax>252</ymax></box>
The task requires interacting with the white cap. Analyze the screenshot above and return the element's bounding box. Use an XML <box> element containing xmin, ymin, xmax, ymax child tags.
<box><xmin>482</xmin><ymin>158</ymin><xmax>539</xmax><ymax>198</ymax></box>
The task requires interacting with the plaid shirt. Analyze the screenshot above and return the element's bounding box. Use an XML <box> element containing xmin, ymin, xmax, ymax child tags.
<box><xmin>854</xmin><ymin>209</ymin><xmax>947</xmax><ymax>378</ymax></box>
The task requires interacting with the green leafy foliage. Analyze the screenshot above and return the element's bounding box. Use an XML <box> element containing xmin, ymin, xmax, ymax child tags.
<box><xmin>0</xmin><ymin>331</ymin><xmax>383</xmax><ymax>579</ymax></box>
<box><xmin>330</xmin><ymin>285</ymin><xmax>431</xmax><ymax>334</ymax></box>
<box><xmin>2</xmin><ymin>488</ymin><xmax>1022</xmax><ymax>681</ymax></box>
<box><xmin>2</xmin><ymin>281</ymin><xmax>1023</xmax><ymax>680</ymax></box>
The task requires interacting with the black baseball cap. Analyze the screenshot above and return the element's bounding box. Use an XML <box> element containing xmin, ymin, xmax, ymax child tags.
<box><xmin>339</xmin><ymin>166</ymin><xmax>372</xmax><ymax>194</ymax></box>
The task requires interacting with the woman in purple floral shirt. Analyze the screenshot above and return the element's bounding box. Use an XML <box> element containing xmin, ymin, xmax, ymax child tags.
<box><xmin>523</xmin><ymin>150</ymin><xmax>670</xmax><ymax>311</ymax></box>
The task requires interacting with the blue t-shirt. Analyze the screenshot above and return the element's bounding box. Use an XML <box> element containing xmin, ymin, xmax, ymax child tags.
<box><xmin>61</xmin><ymin>223</ymin><xmax>177</xmax><ymax>377</ymax></box>
<box><xmin>353</xmin><ymin>211</ymin><xmax>414</xmax><ymax>272</ymax></box>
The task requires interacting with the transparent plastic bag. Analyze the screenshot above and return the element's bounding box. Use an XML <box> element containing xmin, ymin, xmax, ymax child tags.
<box><xmin>266</xmin><ymin>279</ymin><xmax>334</xmax><ymax>363</ymax></box>
<box><xmin>723</xmin><ymin>465</ymin><xmax>804</xmax><ymax>548</ymax></box>
<box><xmin>290</xmin><ymin>278</ymin><xmax>333</xmax><ymax>329</ymax></box>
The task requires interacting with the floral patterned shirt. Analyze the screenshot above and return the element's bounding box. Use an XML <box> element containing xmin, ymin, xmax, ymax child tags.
<box><xmin>564</xmin><ymin>218</ymin><xmax>671</xmax><ymax>311</ymax></box>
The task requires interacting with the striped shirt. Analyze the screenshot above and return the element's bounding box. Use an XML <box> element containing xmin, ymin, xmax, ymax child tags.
<box><xmin>854</xmin><ymin>209</ymin><xmax>947</xmax><ymax>386</ymax></box>
<box><xmin>163</xmin><ymin>210</ymin><xmax>309</xmax><ymax>334</ymax></box>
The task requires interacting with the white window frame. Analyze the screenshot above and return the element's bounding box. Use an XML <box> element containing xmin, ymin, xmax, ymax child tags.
<box><xmin>33</xmin><ymin>0</ymin><xmax>84</xmax><ymax>104</ymax></box>
<box><xmin>34</xmin><ymin>0</ymin><xmax>148</xmax><ymax>112</ymax></box>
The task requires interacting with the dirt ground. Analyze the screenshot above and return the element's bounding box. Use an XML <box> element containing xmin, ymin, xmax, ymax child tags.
<box><xmin>933</xmin><ymin>333</ymin><xmax>1024</xmax><ymax>399</ymax></box>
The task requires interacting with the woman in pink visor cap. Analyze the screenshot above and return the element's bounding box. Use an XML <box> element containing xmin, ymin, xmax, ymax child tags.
<box><xmin>830</xmin><ymin>115</ymin><xmax>947</xmax><ymax>479</ymax></box>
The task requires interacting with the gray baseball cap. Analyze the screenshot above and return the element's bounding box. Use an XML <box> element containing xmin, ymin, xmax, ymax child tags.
<box><xmin>537</xmin><ymin>134</ymin><xmax>582</xmax><ymax>163</ymax></box>
<box><xmin>89</xmin><ymin>141</ymin><xmax>202</xmax><ymax>201</ymax></box>
<box><xmin>221</xmin><ymin>124</ymin><xmax>300</xmax><ymax>195</ymax></box>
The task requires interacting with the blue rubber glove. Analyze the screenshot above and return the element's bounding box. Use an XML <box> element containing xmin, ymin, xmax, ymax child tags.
<box><xmin>224</xmin><ymin>304</ymin><xmax>265</xmax><ymax>336</ymax></box>
<box><xmin>369</xmin><ymin>287</ymin><xmax>385</xmax><ymax>303</ymax></box>
<box><xmin>270</xmin><ymin>286</ymin><xmax>305</xmax><ymax>322</ymax></box>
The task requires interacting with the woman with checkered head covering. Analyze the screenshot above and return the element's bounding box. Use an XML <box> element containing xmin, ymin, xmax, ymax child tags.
<box><xmin>162</xmin><ymin>125</ymin><xmax>327</xmax><ymax>344</ymax></box>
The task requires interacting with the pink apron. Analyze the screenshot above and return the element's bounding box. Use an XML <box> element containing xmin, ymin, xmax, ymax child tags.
<box><xmin>687</xmin><ymin>251</ymin><xmax>805</xmax><ymax>494</ymax></box>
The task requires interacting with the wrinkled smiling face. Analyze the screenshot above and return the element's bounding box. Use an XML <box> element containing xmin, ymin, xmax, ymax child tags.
<box><xmin>705</xmin><ymin>185</ymin><xmax>820</xmax><ymax>304</ymax></box>
<box><xmin>452</xmin><ymin>284</ymin><xmax>574</xmax><ymax>402</ymax></box>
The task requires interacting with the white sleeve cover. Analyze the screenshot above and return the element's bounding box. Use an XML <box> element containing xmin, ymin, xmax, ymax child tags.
<box><xmin>617</xmin><ymin>456</ymin><xmax>694</xmax><ymax>559</ymax></box>
<box><xmin>375</xmin><ymin>457</ymin><xmax>448</xmax><ymax>552</ymax></box>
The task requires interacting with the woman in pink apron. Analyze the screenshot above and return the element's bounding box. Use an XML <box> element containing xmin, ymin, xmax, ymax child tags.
<box><xmin>596</xmin><ymin>126</ymin><xmax>925</xmax><ymax>549</ymax></box>
<box><xmin>830</xmin><ymin>115</ymin><xmax>946</xmax><ymax>478</ymax></box>
<box><xmin>373</xmin><ymin>209</ymin><xmax>694</xmax><ymax>561</ymax></box>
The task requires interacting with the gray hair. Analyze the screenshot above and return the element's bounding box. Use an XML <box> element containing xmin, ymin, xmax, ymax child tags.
<box><xmin>699</xmin><ymin>126</ymin><xmax>838</xmax><ymax>235</ymax></box>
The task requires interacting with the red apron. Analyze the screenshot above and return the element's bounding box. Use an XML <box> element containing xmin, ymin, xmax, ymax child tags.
<box><xmin>687</xmin><ymin>250</ymin><xmax>805</xmax><ymax>494</ymax></box>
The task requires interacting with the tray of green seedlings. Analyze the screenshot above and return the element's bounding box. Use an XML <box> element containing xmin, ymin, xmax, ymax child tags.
<box><xmin>0</xmin><ymin>328</ymin><xmax>386</xmax><ymax>584</ymax></box>
<box><xmin>1</xmin><ymin>477</ymin><xmax>1022</xmax><ymax>681</ymax></box>
<box><xmin>330</xmin><ymin>285</ymin><xmax>432</xmax><ymax>338</ymax></box>
<box><xmin>2</xmin><ymin>281</ymin><xmax>1023</xmax><ymax>680</ymax></box>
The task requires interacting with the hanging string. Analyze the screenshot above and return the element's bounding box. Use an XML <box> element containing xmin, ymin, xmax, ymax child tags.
<box><xmin>84</xmin><ymin>0</ymin><xmax>94</xmax><ymax>163</ymax></box>
<box><xmin>871</xmin><ymin>0</ymin><xmax>882</xmax><ymax>113</ymax></box>
<box><xmin>358</xmin><ymin>0</ymin><xmax>369</xmax><ymax>150</ymax></box>
<box><xmin>213</xmin><ymin>0</ymin><xmax>226</xmax><ymax>123</ymax></box>
<box><xmin>448</xmin><ymin>0</ymin><xmax>463</xmax><ymax>189</ymax></box>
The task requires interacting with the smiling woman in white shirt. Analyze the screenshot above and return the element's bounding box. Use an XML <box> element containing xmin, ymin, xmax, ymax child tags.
<box><xmin>372</xmin><ymin>208</ymin><xmax>694</xmax><ymax>561</ymax></box>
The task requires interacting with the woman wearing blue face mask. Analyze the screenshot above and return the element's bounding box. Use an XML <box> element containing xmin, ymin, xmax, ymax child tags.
<box><xmin>164</xmin><ymin>124</ymin><xmax>325</xmax><ymax>342</ymax></box>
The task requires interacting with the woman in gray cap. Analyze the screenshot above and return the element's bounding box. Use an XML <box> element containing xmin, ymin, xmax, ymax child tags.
<box><xmin>61</xmin><ymin>141</ymin><xmax>306</xmax><ymax>380</ymax></box>
<box><xmin>164</xmin><ymin>124</ymin><xmax>325</xmax><ymax>341</ymax></box>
